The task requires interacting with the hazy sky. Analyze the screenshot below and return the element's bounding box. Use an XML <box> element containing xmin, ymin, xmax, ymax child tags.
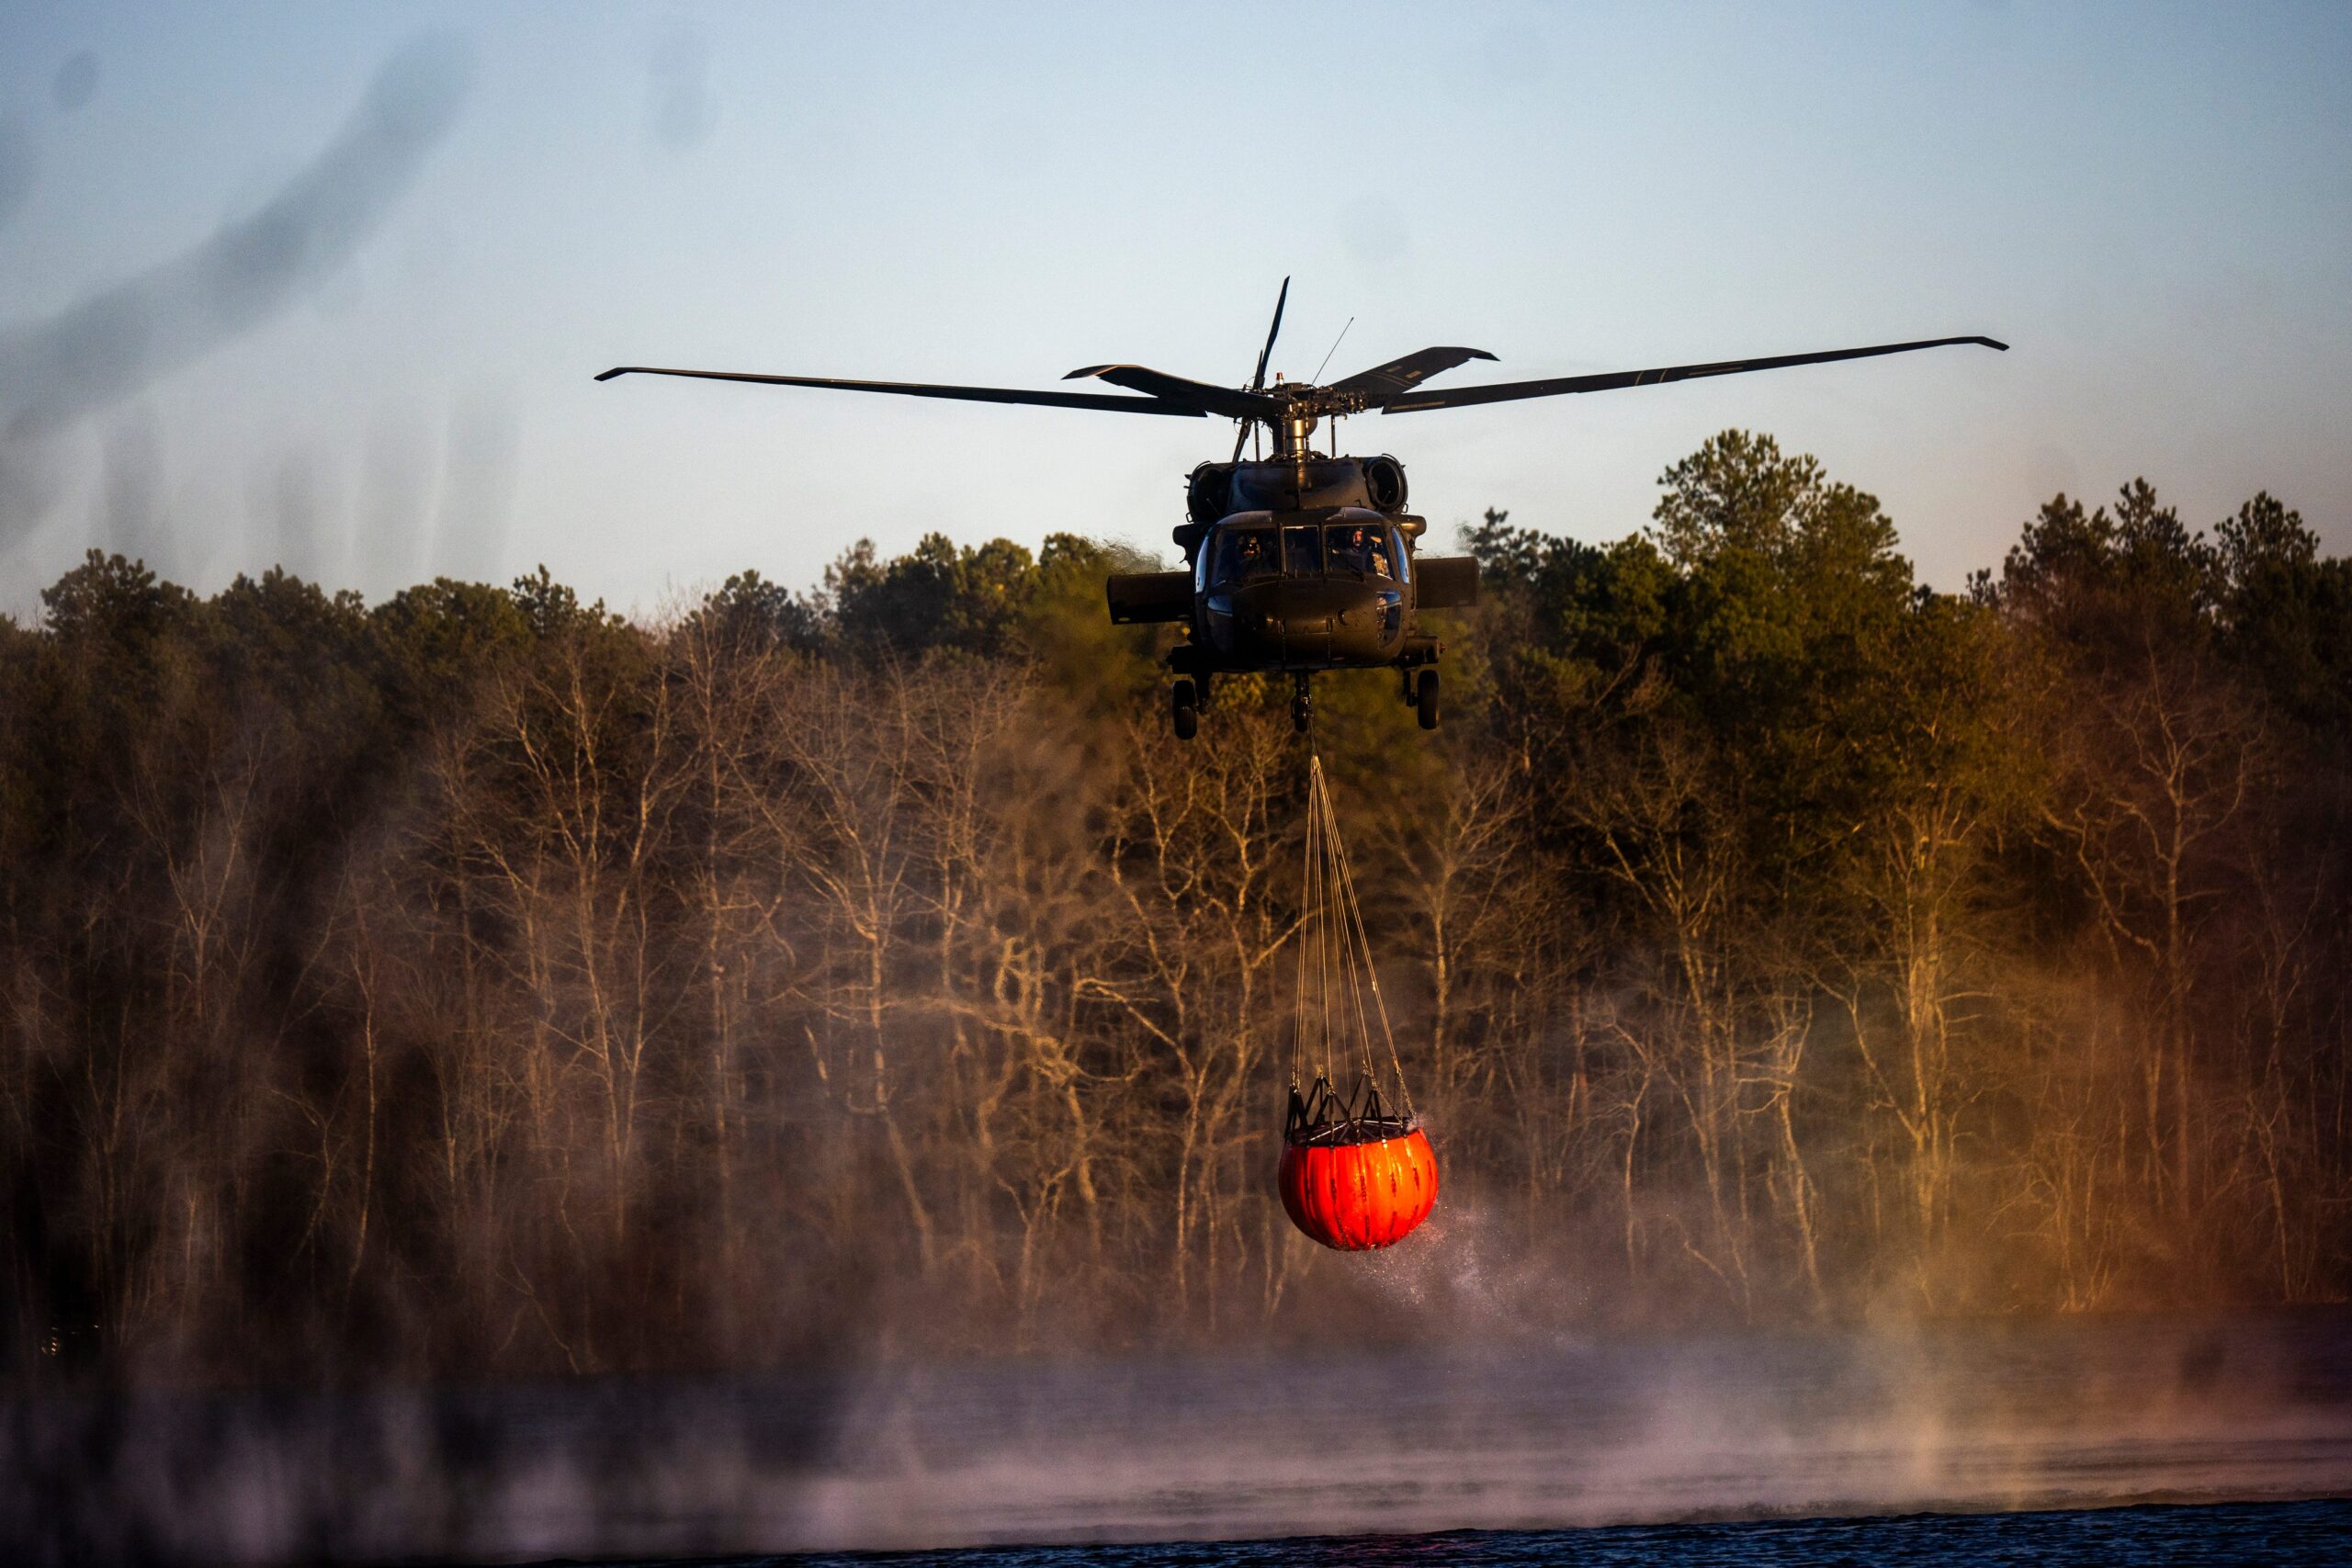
<box><xmin>2</xmin><ymin>2</ymin><xmax>2346</xmax><ymax>618</ymax></box>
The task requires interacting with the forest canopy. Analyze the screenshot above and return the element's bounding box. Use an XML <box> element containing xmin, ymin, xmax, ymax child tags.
<box><xmin>4</xmin><ymin>430</ymin><xmax>2346</xmax><ymax>1382</ymax></box>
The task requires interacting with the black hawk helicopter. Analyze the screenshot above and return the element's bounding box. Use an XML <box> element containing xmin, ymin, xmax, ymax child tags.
<box><xmin>597</xmin><ymin>281</ymin><xmax>2003</xmax><ymax>738</ymax></box>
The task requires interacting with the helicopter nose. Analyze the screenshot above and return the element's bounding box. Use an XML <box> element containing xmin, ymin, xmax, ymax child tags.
<box><xmin>1268</xmin><ymin>581</ymin><xmax>1386</xmax><ymax>655</ymax></box>
<box><xmin>1222</xmin><ymin>578</ymin><xmax>1390</xmax><ymax>663</ymax></box>
<box><xmin>1304</xmin><ymin>582</ymin><xmax>1381</xmax><ymax>630</ymax></box>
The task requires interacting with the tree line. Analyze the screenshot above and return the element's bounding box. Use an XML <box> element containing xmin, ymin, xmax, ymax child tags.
<box><xmin>3</xmin><ymin>430</ymin><xmax>2346</xmax><ymax>1382</ymax></box>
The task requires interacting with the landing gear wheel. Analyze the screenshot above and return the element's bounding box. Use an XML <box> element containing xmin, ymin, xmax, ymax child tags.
<box><xmin>1171</xmin><ymin>679</ymin><xmax>1199</xmax><ymax>741</ymax></box>
<box><xmin>1416</xmin><ymin>668</ymin><xmax>1440</xmax><ymax>730</ymax></box>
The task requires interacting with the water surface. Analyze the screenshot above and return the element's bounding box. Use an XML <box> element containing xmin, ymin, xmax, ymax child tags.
<box><xmin>9</xmin><ymin>1310</ymin><xmax>2349</xmax><ymax>1562</ymax></box>
<box><xmin>763</xmin><ymin>1499</ymin><xmax>2351</xmax><ymax>1568</ymax></box>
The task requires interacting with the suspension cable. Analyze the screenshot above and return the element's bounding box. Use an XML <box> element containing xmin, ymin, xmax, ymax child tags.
<box><xmin>1323</xmin><ymin>762</ymin><xmax>1413</xmax><ymax>1121</ymax></box>
<box><xmin>1292</xmin><ymin>751</ymin><xmax>1416</xmax><ymax>1128</ymax></box>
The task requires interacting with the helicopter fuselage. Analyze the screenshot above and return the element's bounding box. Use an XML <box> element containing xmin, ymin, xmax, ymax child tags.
<box><xmin>1105</xmin><ymin>451</ymin><xmax>1479</xmax><ymax>732</ymax></box>
<box><xmin>1186</xmin><ymin>506</ymin><xmax>1420</xmax><ymax>671</ymax></box>
<box><xmin>1109</xmin><ymin>455</ymin><xmax>1478</xmax><ymax>661</ymax></box>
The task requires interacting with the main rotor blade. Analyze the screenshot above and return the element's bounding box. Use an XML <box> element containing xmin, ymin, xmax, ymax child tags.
<box><xmin>1329</xmin><ymin>345</ymin><xmax>1498</xmax><ymax>400</ymax></box>
<box><xmin>594</xmin><ymin>365</ymin><xmax>1205</xmax><ymax>416</ymax></box>
<box><xmin>1249</xmin><ymin>276</ymin><xmax>1291</xmax><ymax>392</ymax></box>
<box><xmin>1377</xmin><ymin>334</ymin><xmax>2008</xmax><ymax>413</ymax></box>
<box><xmin>1064</xmin><ymin>364</ymin><xmax>1283</xmax><ymax>422</ymax></box>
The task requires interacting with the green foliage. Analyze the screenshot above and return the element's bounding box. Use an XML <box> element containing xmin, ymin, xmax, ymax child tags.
<box><xmin>1996</xmin><ymin>479</ymin><xmax>2216</xmax><ymax>647</ymax></box>
<box><xmin>2213</xmin><ymin>493</ymin><xmax>2352</xmax><ymax>737</ymax></box>
<box><xmin>1021</xmin><ymin>532</ymin><xmax>1167</xmax><ymax>712</ymax></box>
<box><xmin>369</xmin><ymin>575</ymin><xmax>536</xmax><ymax>730</ymax></box>
<box><xmin>40</xmin><ymin>548</ymin><xmax>198</xmax><ymax>649</ymax></box>
<box><xmin>1648</xmin><ymin>430</ymin><xmax>1910</xmax><ymax>705</ymax></box>
<box><xmin>681</xmin><ymin>569</ymin><xmax>823</xmax><ymax>654</ymax></box>
<box><xmin>827</xmin><ymin>531</ymin><xmax>1037</xmax><ymax>658</ymax></box>
<box><xmin>1473</xmin><ymin>434</ymin><xmax>1960</xmax><ymax>912</ymax></box>
<box><xmin>207</xmin><ymin>570</ymin><xmax>378</xmax><ymax>728</ymax></box>
<box><xmin>509</xmin><ymin>562</ymin><xmax>620</xmax><ymax>639</ymax></box>
<box><xmin>1465</xmin><ymin>507</ymin><xmax>1668</xmax><ymax>730</ymax></box>
<box><xmin>1985</xmin><ymin>479</ymin><xmax>2351</xmax><ymax>739</ymax></box>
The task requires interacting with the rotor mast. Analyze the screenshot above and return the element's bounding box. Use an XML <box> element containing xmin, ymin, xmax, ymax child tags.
<box><xmin>1269</xmin><ymin>401</ymin><xmax>1320</xmax><ymax>459</ymax></box>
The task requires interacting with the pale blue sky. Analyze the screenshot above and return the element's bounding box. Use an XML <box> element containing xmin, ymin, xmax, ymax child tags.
<box><xmin>1</xmin><ymin>2</ymin><xmax>2346</xmax><ymax>617</ymax></box>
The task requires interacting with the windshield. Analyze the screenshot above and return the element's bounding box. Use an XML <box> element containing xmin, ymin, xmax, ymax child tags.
<box><xmin>1282</xmin><ymin>525</ymin><xmax>1322</xmax><ymax>576</ymax></box>
<box><xmin>1325</xmin><ymin>523</ymin><xmax>1394</xmax><ymax>579</ymax></box>
<box><xmin>1210</xmin><ymin>526</ymin><xmax>1277</xmax><ymax>586</ymax></box>
<box><xmin>1212</xmin><ymin>521</ymin><xmax>1391</xmax><ymax>584</ymax></box>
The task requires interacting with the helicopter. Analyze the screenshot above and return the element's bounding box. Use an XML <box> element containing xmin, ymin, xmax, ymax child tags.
<box><xmin>597</xmin><ymin>281</ymin><xmax>2004</xmax><ymax>738</ymax></box>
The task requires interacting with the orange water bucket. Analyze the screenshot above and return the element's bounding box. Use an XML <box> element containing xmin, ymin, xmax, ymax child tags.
<box><xmin>1278</xmin><ymin>1120</ymin><xmax>1438</xmax><ymax>1250</ymax></box>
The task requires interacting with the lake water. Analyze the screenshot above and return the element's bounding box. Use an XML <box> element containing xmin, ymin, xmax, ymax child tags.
<box><xmin>7</xmin><ymin>1310</ymin><xmax>2349</xmax><ymax>1563</ymax></box>
<box><xmin>763</xmin><ymin>1500</ymin><xmax>2349</xmax><ymax>1568</ymax></box>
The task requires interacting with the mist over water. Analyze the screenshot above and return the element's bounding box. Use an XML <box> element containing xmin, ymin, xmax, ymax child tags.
<box><xmin>6</xmin><ymin>1310</ymin><xmax>2346</xmax><ymax>1563</ymax></box>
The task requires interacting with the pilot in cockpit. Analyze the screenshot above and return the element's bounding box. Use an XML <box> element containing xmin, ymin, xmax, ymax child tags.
<box><xmin>1328</xmin><ymin>524</ymin><xmax>1393</xmax><ymax>579</ymax></box>
<box><xmin>1214</xmin><ymin>527</ymin><xmax>1278</xmax><ymax>586</ymax></box>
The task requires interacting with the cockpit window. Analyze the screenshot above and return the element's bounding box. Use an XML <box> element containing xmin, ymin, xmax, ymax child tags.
<box><xmin>1282</xmin><ymin>525</ymin><xmax>1323</xmax><ymax>576</ymax></box>
<box><xmin>1211</xmin><ymin>526</ymin><xmax>1277</xmax><ymax>586</ymax></box>
<box><xmin>1325</xmin><ymin>523</ymin><xmax>1394</xmax><ymax>579</ymax></box>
